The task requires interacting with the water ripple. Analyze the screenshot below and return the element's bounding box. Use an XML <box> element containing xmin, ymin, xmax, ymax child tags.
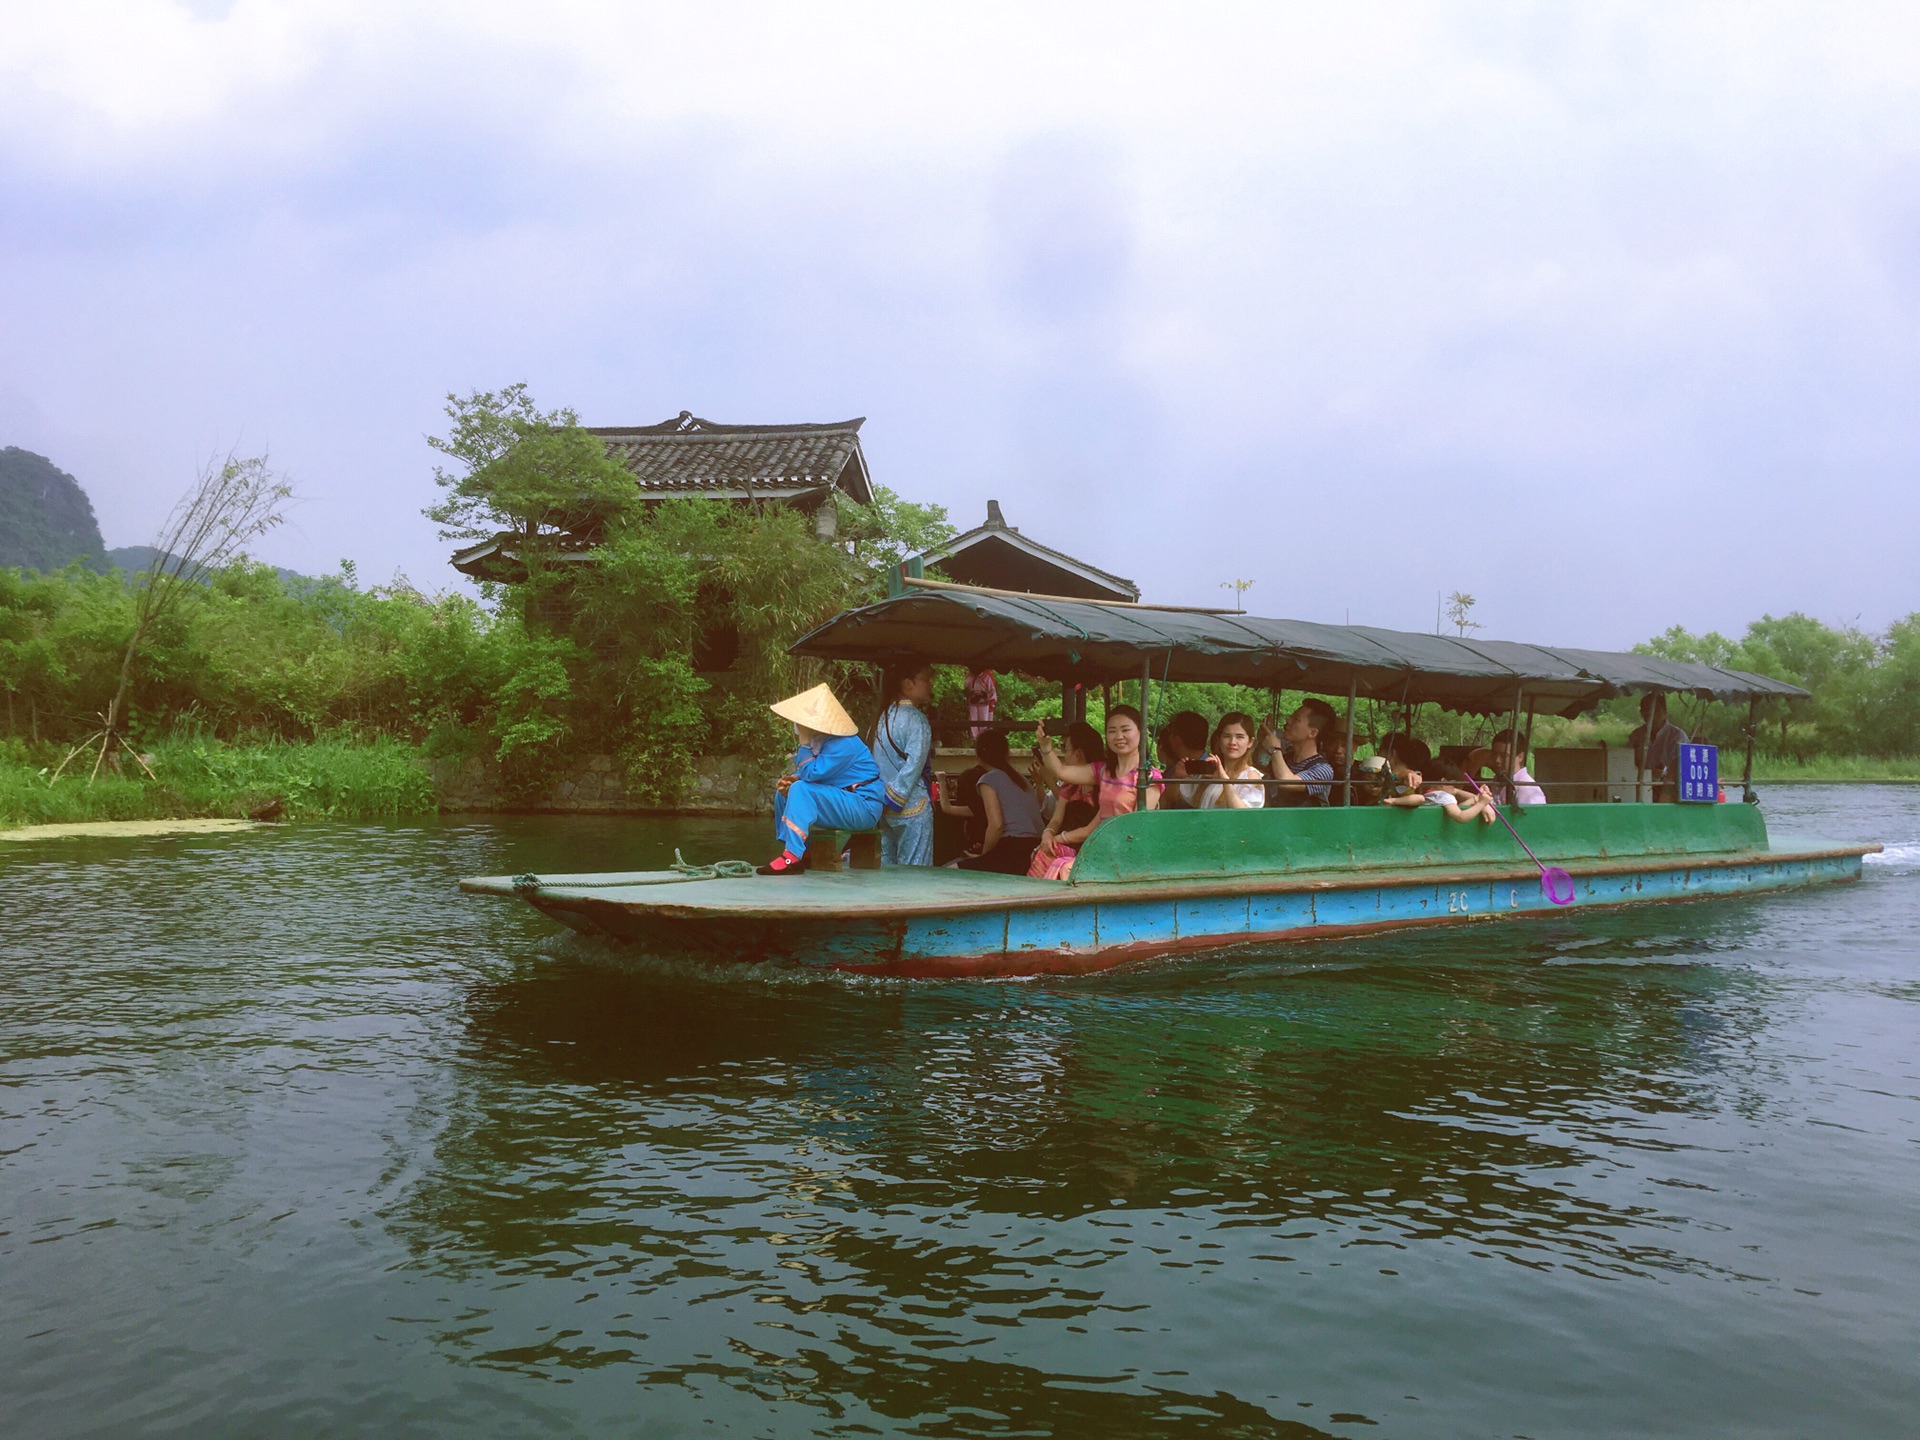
<box><xmin>4</xmin><ymin>797</ymin><xmax>1920</xmax><ymax>1437</ymax></box>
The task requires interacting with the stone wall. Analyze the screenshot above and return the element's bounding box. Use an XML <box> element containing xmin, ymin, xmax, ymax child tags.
<box><xmin>431</xmin><ymin>753</ymin><xmax>773</xmax><ymax>815</ymax></box>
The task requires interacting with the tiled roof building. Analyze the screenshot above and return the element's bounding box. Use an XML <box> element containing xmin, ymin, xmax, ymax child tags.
<box><xmin>452</xmin><ymin>412</ymin><xmax>872</xmax><ymax>583</ymax></box>
<box><xmin>585</xmin><ymin>412</ymin><xmax>872</xmax><ymax>505</ymax></box>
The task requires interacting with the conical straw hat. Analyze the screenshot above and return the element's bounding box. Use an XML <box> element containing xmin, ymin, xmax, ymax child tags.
<box><xmin>769</xmin><ymin>682</ymin><xmax>858</xmax><ymax>737</ymax></box>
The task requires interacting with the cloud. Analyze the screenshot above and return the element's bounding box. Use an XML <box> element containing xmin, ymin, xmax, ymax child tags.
<box><xmin>2</xmin><ymin>1</ymin><xmax>1918</xmax><ymax>642</ymax></box>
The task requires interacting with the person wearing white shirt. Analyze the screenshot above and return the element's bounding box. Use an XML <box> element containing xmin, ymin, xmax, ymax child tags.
<box><xmin>1467</xmin><ymin>728</ymin><xmax>1548</xmax><ymax>807</ymax></box>
<box><xmin>1193</xmin><ymin>712</ymin><xmax>1267</xmax><ymax>810</ymax></box>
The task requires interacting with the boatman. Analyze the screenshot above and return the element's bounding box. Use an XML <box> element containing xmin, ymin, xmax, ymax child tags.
<box><xmin>760</xmin><ymin>683</ymin><xmax>886</xmax><ymax>876</ymax></box>
<box><xmin>1629</xmin><ymin>693</ymin><xmax>1690</xmax><ymax>803</ymax></box>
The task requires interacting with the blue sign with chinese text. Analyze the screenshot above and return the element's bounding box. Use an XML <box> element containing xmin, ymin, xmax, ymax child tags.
<box><xmin>1677</xmin><ymin>743</ymin><xmax>1719</xmax><ymax>803</ymax></box>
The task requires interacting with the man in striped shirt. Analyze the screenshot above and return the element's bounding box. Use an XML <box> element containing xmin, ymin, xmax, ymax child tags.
<box><xmin>1259</xmin><ymin>698</ymin><xmax>1338</xmax><ymax>805</ymax></box>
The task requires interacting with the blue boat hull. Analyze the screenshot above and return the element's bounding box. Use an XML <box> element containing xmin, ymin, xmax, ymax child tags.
<box><xmin>527</xmin><ymin>848</ymin><xmax>1866</xmax><ymax>978</ymax></box>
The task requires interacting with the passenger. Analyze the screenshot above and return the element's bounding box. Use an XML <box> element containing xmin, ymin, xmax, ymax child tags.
<box><xmin>937</xmin><ymin>754</ymin><xmax>989</xmax><ymax>854</ymax></box>
<box><xmin>1195</xmin><ymin>711</ymin><xmax>1266</xmax><ymax>809</ymax></box>
<box><xmin>1157</xmin><ymin>710</ymin><xmax>1213</xmax><ymax>809</ymax></box>
<box><xmin>1376</xmin><ymin>735</ymin><xmax>1495</xmax><ymax>823</ymax></box>
<box><xmin>1466</xmin><ymin>728</ymin><xmax>1547</xmax><ymax>806</ymax></box>
<box><xmin>1353</xmin><ymin>753</ymin><xmax>1391</xmax><ymax>806</ymax></box>
<box><xmin>1629</xmin><ymin>693</ymin><xmax>1689</xmax><ymax>802</ymax></box>
<box><xmin>872</xmin><ymin>659</ymin><xmax>936</xmax><ymax>865</ymax></box>
<box><xmin>1036</xmin><ymin>720</ymin><xmax>1102</xmax><ymax>840</ymax></box>
<box><xmin>1422</xmin><ymin>757</ymin><xmax>1488</xmax><ymax>805</ymax></box>
<box><xmin>1347</xmin><ymin>742</ymin><xmax>1386</xmax><ymax>806</ymax></box>
<box><xmin>957</xmin><ymin>730</ymin><xmax>1047</xmax><ymax>873</ymax></box>
<box><xmin>1029</xmin><ymin>704</ymin><xmax>1162</xmax><ymax>881</ymax></box>
<box><xmin>964</xmin><ymin>667</ymin><xmax>998</xmax><ymax>738</ymax></box>
<box><xmin>759</xmin><ymin>683</ymin><xmax>886</xmax><ymax>875</ymax></box>
<box><xmin>1259</xmin><ymin>698</ymin><xmax>1339</xmax><ymax>805</ymax></box>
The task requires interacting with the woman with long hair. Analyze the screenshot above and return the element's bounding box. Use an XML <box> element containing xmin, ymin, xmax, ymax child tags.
<box><xmin>1194</xmin><ymin>711</ymin><xmax>1266</xmax><ymax>809</ymax></box>
<box><xmin>956</xmin><ymin>729</ymin><xmax>1046</xmax><ymax>874</ymax></box>
<box><xmin>872</xmin><ymin>658</ymin><xmax>936</xmax><ymax>866</ymax></box>
<box><xmin>1028</xmin><ymin>704</ymin><xmax>1161</xmax><ymax>881</ymax></box>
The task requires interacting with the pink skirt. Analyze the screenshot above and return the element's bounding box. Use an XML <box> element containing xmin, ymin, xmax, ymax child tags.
<box><xmin>1027</xmin><ymin>842</ymin><xmax>1076</xmax><ymax>881</ymax></box>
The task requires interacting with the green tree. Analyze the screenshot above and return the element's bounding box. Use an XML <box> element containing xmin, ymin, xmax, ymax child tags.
<box><xmin>834</xmin><ymin>487</ymin><xmax>954</xmax><ymax>597</ymax></box>
<box><xmin>1862</xmin><ymin>614</ymin><xmax>1920</xmax><ymax>756</ymax></box>
<box><xmin>424</xmin><ymin>384</ymin><xmax>641</xmax><ymax>555</ymax></box>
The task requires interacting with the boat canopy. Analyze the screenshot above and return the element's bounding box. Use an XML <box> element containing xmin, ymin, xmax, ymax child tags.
<box><xmin>788</xmin><ymin>584</ymin><xmax>1809</xmax><ymax>716</ymax></box>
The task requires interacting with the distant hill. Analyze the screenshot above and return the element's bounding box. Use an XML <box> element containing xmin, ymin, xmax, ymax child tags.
<box><xmin>0</xmin><ymin>447</ymin><xmax>105</xmax><ymax>570</ymax></box>
<box><xmin>104</xmin><ymin>545</ymin><xmax>315</xmax><ymax>589</ymax></box>
<box><xmin>1</xmin><ymin>452</ymin><xmax>316</xmax><ymax>584</ymax></box>
<box><xmin>105</xmin><ymin>545</ymin><xmax>189</xmax><ymax>574</ymax></box>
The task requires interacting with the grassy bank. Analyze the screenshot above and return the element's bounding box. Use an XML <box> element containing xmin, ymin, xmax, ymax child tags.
<box><xmin>1747</xmin><ymin>755</ymin><xmax>1920</xmax><ymax>782</ymax></box>
<box><xmin>0</xmin><ymin>736</ymin><xmax>438</xmax><ymax>829</ymax></box>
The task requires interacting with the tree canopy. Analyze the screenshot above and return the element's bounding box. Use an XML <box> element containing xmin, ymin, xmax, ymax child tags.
<box><xmin>423</xmin><ymin>384</ymin><xmax>641</xmax><ymax>547</ymax></box>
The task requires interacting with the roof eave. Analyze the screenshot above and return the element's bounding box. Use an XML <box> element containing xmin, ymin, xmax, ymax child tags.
<box><xmin>922</xmin><ymin>527</ymin><xmax>1140</xmax><ymax>601</ymax></box>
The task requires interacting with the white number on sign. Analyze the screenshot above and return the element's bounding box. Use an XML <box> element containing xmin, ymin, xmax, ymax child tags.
<box><xmin>1447</xmin><ymin>890</ymin><xmax>1472</xmax><ymax>913</ymax></box>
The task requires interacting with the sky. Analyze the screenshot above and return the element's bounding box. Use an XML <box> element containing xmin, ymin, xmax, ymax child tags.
<box><xmin>3</xmin><ymin>1</ymin><xmax>1919</xmax><ymax>648</ymax></box>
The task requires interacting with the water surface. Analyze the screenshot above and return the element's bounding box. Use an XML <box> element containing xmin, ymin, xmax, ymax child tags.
<box><xmin>3</xmin><ymin>788</ymin><xmax>1916</xmax><ymax>1437</ymax></box>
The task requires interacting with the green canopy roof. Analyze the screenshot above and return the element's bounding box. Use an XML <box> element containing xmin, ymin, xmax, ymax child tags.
<box><xmin>789</xmin><ymin>587</ymin><xmax>1808</xmax><ymax>717</ymax></box>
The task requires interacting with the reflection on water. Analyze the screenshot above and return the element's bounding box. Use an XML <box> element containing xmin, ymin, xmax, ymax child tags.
<box><xmin>3</xmin><ymin>792</ymin><xmax>1919</xmax><ymax>1438</ymax></box>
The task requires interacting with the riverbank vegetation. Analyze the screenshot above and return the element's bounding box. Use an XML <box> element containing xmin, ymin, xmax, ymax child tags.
<box><xmin>3</xmin><ymin>387</ymin><xmax>1914</xmax><ymax>828</ymax></box>
<box><xmin>0</xmin><ymin>735</ymin><xmax>436</xmax><ymax>827</ymax></box>
<box><xmin>0</xmin><ymin>389</ymin><xmax>951</xmax><ymax>827</ymax></box>
<box><xmin>5</xmin><ymin>539</ymin><xmax>1916</xmax><ymax>828</ymax></box>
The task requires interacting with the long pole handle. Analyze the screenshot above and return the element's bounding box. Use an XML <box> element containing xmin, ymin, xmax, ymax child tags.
<box><xmin>1457</xmin><ymin>770</ymin><xmax>1552</xmax><ymax>875</ymax></box>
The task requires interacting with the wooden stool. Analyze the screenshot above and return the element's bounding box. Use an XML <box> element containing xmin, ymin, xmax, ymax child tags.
<box><xmin>807</xmin><ymin>828</ymin><xmax>883</xmax><ymax>871</ymax></box>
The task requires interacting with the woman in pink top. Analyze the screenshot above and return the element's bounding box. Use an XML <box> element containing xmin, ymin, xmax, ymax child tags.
<box><xmin>964</xmin><ymin>668</ymin><xmax>998</xmax><ymax>738</ymax></box>
<box><xmin>1028</xmin><ymin>704</ymin><xmax>1161</xmax><ymax>881</ymax></box>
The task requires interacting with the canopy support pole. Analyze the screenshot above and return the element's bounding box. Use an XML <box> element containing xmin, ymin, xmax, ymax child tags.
<box><xmin>1137</xmin><ymin>658</ymin><xmax>1153</xmax><ymax>807</ymax></box>
<box><xmin>1341</xmin><ymin>673</ymin><xmax>1356</xmax><ymax>806</ymax></box>
<box><xmin>1636</xmin><ymin>695</ymin><xmax>1650</xmax><ymax>805</ymax></box>
<box><xmin>1508</xmin><ymin>684</ymin><xmax>1524</xmax><ymax>808</ymax></box>
<box><xmin>1742</xmin><ymin>696</ymin><xmax>1758</xmax><ymax>802</ymax></box>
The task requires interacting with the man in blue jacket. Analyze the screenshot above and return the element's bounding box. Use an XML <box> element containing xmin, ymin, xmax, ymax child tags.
<box><xmin>760</xmin><ymin>684</ymin><xmax>886</xmax><ymax>875</ymax></box>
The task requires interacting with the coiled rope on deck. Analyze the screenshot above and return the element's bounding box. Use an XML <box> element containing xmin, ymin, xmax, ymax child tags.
<box><xmin>670</xmin><ymin>849</ymin><xmax>760</xmax><ymax>879</ymax></box>
<box><xmin>510</xmin><ymin>849</ymin><xmax>758</xmax><ymax>895</ymax></box>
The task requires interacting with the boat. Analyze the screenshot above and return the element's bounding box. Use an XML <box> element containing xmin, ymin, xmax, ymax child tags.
<box><xmin>461</xmin><ymin>583</ymin><xmax>1879</xmax><ymax>978</ymax></box>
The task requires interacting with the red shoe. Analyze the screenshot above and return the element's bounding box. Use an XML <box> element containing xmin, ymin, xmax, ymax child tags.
<box><xmin>756</xmin><ymin>849</ymin><xmax>808</xmax><ymax>876</ymax></box>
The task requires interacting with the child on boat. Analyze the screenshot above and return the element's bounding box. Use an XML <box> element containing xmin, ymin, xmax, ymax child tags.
<box><xmin>1375</xmin><ymin>736</ymin><xmax>1496</xmax><ymax>824</ymax></box>
<box><xmin>1028</xmin><ymin>705</ymin><xmax>1162</xmax><ymax>881</ymax></box>
<box><xmin>759</xmin><ymin>684</ymin><xmax>886</xmax><ymax>875</ymax></box>
<box><xmin>1032</xmin><ymin>721</ymin><xmax>1102</xmax><ymax>853</ymax></box>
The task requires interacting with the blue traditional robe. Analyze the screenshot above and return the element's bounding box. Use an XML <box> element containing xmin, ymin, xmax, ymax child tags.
<box><xmin>872</xmin><ymin>701</ymin><xmax>934</xmax><ymax>866</ymax></box>
<box><xmin>774</xmin><ymin>733</ymin><xmax>885</xmax><ymax>855</ymax></box>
